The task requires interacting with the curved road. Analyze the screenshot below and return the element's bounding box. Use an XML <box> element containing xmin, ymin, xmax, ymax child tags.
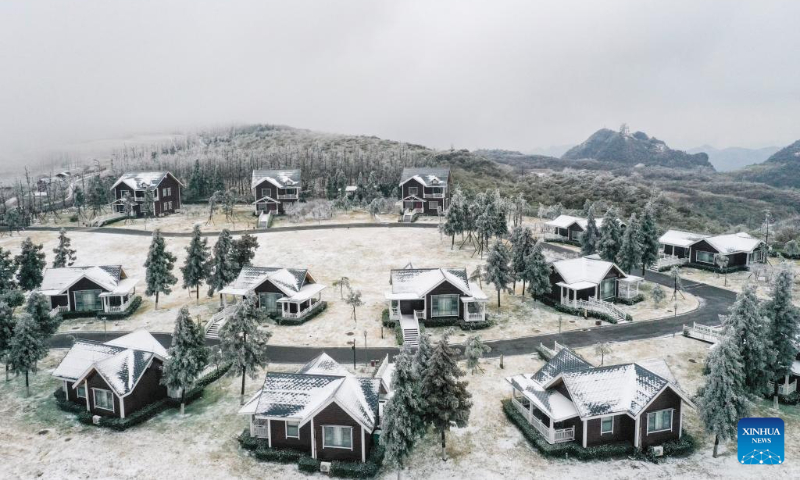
<box><xmin>43</xmin><ymin>223</ymin><xmax>735</xmax><ymax>364</ymax></box>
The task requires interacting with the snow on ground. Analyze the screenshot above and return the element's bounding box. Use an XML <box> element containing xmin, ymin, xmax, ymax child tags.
<box><xmin>678</xmin><ymin>260</ymin><xmax>800</xmax><ymax>306</ymax></box>
<box><xmin>0</xmin><ymin>227</ymin><xmax>694</xmax><ymax>348</ymax></box>
<box><xmin>3</xmin><ymin>336</ymin><xmax>794</xmax><ymax>479</ymax></box>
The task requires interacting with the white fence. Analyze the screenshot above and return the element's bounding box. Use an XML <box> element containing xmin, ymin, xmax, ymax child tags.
<box><xmin>574</xmin><ymin>299</ymin><xmax>627</xmax><ymax>323</ymax></box>
<box><xmin>682</xmin><ymin>322</ymin><xmax>723</xmax><ymax>344</ymax></box>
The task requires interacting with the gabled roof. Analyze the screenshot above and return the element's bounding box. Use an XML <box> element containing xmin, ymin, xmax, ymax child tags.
<box><xmin>252</xmin><ymin>169</ymin><xmax>301</xmax><ymax>190</ymax></box>
<box><xmin>400</xmin><ymin>167</ymin><xmax>450</xmax><ymax>187</ymax></box>
<box><xmin>386</xmin><ymin>267</ymin><xmax>483</xmax><ymax>300</ymax></box>
<box><xmin>705</xmin><ymin>232</ymin><xmax>764</xmax><ymax>255</ymax></box>
<box><xmin>545</xmin><ymin>214</ymin><xmax>613</xmax><ymax>231</ymax></box>
<box><xmin>219</xmin><ymin>266</ymin><xmax>313</xmax><ymax>297</ymax></box>
<box><xmin>111</xmin><ymin>171</ymin><xmax>183</xmax><ymax>191</ymax></box>
<box><xmin>551</xmin><ymin>256</ymin><xmax>624</xmax><ymax>287</ymax></box>
<box><xmin>531</xmin><ymin>348</ymin><xmax>592</xmax><ymax>385</ymax></box>
<box><xmin>658</xmin><ymin>229</ymin><xmax>710</xmax><ymax>248</ymax></box>
<box><xmin>39</xmin><ymin>265</ymin><xmax>134</xmax><ymax>296</ymax></box>
<box><xmin>298</xmin><ymin>353</ymin><xmax>352</xmax><ymax>377</ymax></box>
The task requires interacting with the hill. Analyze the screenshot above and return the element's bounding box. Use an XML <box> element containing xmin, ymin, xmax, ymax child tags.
<box><xmin>687</xmin><ymin>145</ymin><xmax>779</xmax><ymax>172</ymax></box>
<box><xmin>562</xmin><ymin>127</ymin><xmax>714</xmax><ymax>170</ymax></box>
<box><xmin>732</xmin><ymin>139</ymin><xmax>800</xmax><ymax>189</ymax></box>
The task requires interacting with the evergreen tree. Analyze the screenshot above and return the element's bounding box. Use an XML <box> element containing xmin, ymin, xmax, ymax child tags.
<box><xmin>52</xmin><ymin>228</ymin><xmax>77</xmax><ymax>268</ymax></box>
<box><xmin>26</xmin><ymin>292</ymin><xmax>61</xmax><ymax>336</ymax></box>
<box><xmin>464</xmin><ymin>335</ymin><xmax>491</xmax><ymax>374</ymax></box>
<box><xmin>383</xmin><ymin>347</ymin><xmax>425</xmax><ymax>480</ymax></box>
<box><xmin>144</xmin><ymin>229</ymin><xmax>178</xmax><ymax>310</ymax></box>
<box><xmin>15</xmin><ymin>237</ymin><xmax>46</xmax><ymax>291</ymax></box>
<box><xmin>4</xmin><ymin>208</ymin><xmax>22</xmax><ymax>236</ymax></box>
<box><xmin>490</xmin><ymin>190</ymin><xmax>508</xmax><ymax>238</ymax></box>
<box><xmin>187</xmin><ymin>159</ymin><xmax>208</xmax><ymax>201</ymax></box>
<box><xmin>420</xmin><ymin>333</ymin><xmax>472</xmax><ymax>461</ymax></box>
<box><xmin>87</xmin><ymin>175</ymin><xmax>107</xmax><ymax>217</ymax></box>
<box><xmin>142</xmin><ymin>186</ymin><xmax>156</xmax><ymax>220</ymax></box>
<box><xmin>0</xmin><ymin>247</ymin><xmax>18</xmax><ymax>293</ymax></box>
<box><xmin>651</xmin><ymin>284</ymin><xmax>666</xmax><ymax>307</ymax></box>
<box><xmin>784</xmin><ymin>239</ymin><xmax>800</xmax><ymax>257</ymax></box>
<box><xmin>207</xmin><ymin>229</ymin><xmax>238</xmax><ymax>305</ymax></box>
<box><xmin>231</xmin><ymin>233</ymin><xmax>259</xmax><ymax>275</ymax></box>
<box><xmin>8</xmin><ymin>313</ymin><xmax>48</xmax><ymax>395</ymax></box>
<box><xmin>412</xmin><ymin>332</ymin><xmax>433</xmax><ymax>385</ymax></box>
<box><xmin>521</xmin><ymin>243</ymin><xmax>551</xmax><ymax>300</ymax></box>
<box><xmin>580</xmin><ymin>204</ymin><xmax>599</xmax><ymax>256</ymax></box>
<box><xmin>219</xmin><ymin>294</ymin><xmax>271</xmax><ymax>398</ymax></box>
<box><xmin>181</xmin><ymin>225</ymin><xmax>210</xmax><ymax>302</ymax></box>
<box><xmin>617</xmin><ymin>214</ymin><xmax>642</xmax><ymax>274</ymax></box>
<box><xmin>725</xmin><ymin>285</ymin><xmax>773</xmax><ymax>396</ymax></box>
<box><xmin>441</xmin><ymin>188</ymin><xmax>466</xmax><ymax>249</ymax></box>
<box><xmin>698</xmin><ymin>334</ymin><xmax>751</xmax><ymax>457</ymax></box>
<box><xmin>598</xmin><ymin>208</ymin><xmax>623</xmax><ymax>262</ymax></box>
<box><xmin>638</xmin><ymin>202</ymin><xmax>660</xmax><ymax>275</ymax></box>
<box><xmin>73</xmin><ymin>185</ymin><xmax>85</xmax><ymax>217</ymax></box>
<box><xmin>162</xmin><ymin>307</ymin><xmax>209</xmax><ymax>414</ymax></box>
<box><xmin>0</xmin><ymin>301</ymin><xmax>14</xmax><ymax>381</ymax></box>
<box><xmin>509</xmin><ymin>226</ymin><xmax>533</xmax><ymax>292</ymax></box>
<box><xmin>484</xmin><ymin>240</ymin><xmax>513</xmax><ymax>308</ymax></box>
<box><xmin>762</xmin><ymin>266</ymin><xmax>800</xmax><ymax>407</ymax></box>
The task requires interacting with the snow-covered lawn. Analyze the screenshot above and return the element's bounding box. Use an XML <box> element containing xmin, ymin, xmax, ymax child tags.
<box><xmin>678</xmin><ymin>260</ymin><xmax>800</xmax><ymax>305</ymax></box>
<box><xmin>4</xmin><ymin>335</ymin><xmax>796</xmax><ymax>479</ymax></box>
<box><xmin>0</xmin><ymin>228</ymin><xmax>696</xmax><ymax>348</ymax></box>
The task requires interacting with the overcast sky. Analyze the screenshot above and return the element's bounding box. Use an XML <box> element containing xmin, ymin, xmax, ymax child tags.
<box><xmin>1</xmin><ymin>1</ymin><xmax>799</xmax><ymax>165</ymax></box>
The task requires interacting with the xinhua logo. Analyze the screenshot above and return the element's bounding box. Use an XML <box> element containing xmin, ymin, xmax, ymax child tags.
<box><xmin>738</xmin><ymin>418</ymin><xmax>784</xmax><ymax>465</ymax></box>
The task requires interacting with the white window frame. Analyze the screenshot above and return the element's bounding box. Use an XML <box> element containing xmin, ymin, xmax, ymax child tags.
<box><xmin>286</xmin><ymin>421</ymin><xmax>300</xmax><ymax>439</ymax></box>
<box><xmin>77</xmin><ymin>384</ymin><xmax>87</xmax><ymax>399</ymax></box>
<box><xmin>162</xmin><ymin>187</ymin><xmax>171</xmax><ymax>197</ymax></box>
<box><xmin>429</xmin><ymin>201</ymin><xmax>439</xmax><ymax>210</ymax></box>
<box><xmin>408</xmin><ymin>186</ymin><xmax>418</xmax><ymax>196</ymax></box>
<box><xmin>322</xmin><ymin>425</ymin><xmax>354</xmax><ymax>450</ymax></box>
<box><xmin>600</xmin><ymin>416</ymin><xmax>614</xmax><ymax>435</ymax></box>
<box><xmin>431</xmin><ymin>294</ymin><xmax>459</xmax><ymax>317</ymax></box>
<box><xmin>261</xmin><ymin>187</ymin><xmax>270</xmax><ymax>198</ymax></box>
<box><xmin>93</xmin><ymin>388</ymin><xmax>115</xmax><ymax>412</ymax></box>
<box><xmin>646</xmin><ymin>408</ymin><xmax>674</xmax><ymax>434</ymax></box>
<box><xmin>696</xmin><ymin>251</ymin><xmax>715</xmax><ymax>265</ymax></box>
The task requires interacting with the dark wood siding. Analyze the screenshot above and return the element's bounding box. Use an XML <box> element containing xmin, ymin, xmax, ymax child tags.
<box><xmin>398</xmin><ymin>299</ymin><xmax>424</xmax><ymax>315</ymax></box>
<box><xmin>122</xmin><ymin>359</ymin><xmax>168</xmax><ymax>415</ymax></box>
<box><xmin>85</xmin><ymin>370</ymin><xmax>121</xmax><ymax>417</ymax></box>
<box><xmin>67</xmin><ymin>277</ymin><xmax>110</xmax><ymax>312</ymax></box>
<box><xmin>425</xmin><ymin>280</ymin><xmax>464</xmax><ymax>320</ymax></box>
<box><xmin>585</xmin><ymin>414</ymin><xmax>634</xmax><ymax>447</ymax></box>
<box><xmin>253</xmin><ymin>279</ymin><xmax>284</xmax><ymax>295</ymax></box>
<box><xmin>690</xmin><ymin>240</ymin><xmax>719</xmax><ymax>264</ymax></box>
<box><xmin>567</xmin><ymin>223</ymin><xmax>584</xmax><ymax>240</ymax></box>
<box><xmin>547</xmin><ymin>270</ymin><xmax>565</xmax><ymax>301</ymax></box>
<box><xmin>313</xmin><ymin>402</ymin><xmax>369</xmax><ymax>462</ymax></box>
<box><xmin>49</xmin><ymin>294</ymin><xmax>68</xmax><ymax>309</ymax></box>
<box><xmin>639</xmin><ymin>388</ymin><xmax>682</xmax><ymax>449</ymax></box>
<box><xmin>401</xmin><ymin>178</ymin><xmax>424</xmax><ymax>201</ymax></box>
<box><xmin>269</xmin><ymin>420</ymin><xmax>312</xmax><ymax>453</ymax></box>
<box><xmin>156</xmin><ymin>174</ymin><xmax>182</xmax><ymax>215</ymax></box>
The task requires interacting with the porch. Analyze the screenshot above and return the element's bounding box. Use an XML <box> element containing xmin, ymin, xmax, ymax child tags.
<box><xmin>277</xmin><ymin>295</ymin><xmax>325</xmax><ymax>320</ymax></box>
<box><xmin>511</xmin><ymin>390</ymin><xmax>575</xmax><ymax>444</ymax></box>
<box><xmin>461</xmin><ymin>296</ymin><xmax>487</xmax><ymax>322</ymax></box>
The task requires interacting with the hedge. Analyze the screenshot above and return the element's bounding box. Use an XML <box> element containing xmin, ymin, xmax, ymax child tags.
<box><xmin>614</xmin><ymin>294</ymin><xmax>645</xmax><ymax>306</ymax></box>
<box><xmin>255</xmin><ymin>445</ymin><xmax>304</xmax><ymax>463</ymax></box>
<box><xmin>274</xmin><ymin>301</ymin><xmax>328</xmax><ymax>326</ymax></box>
<box><xmin>685</xmin><ymin>263</ymin><xmax>748</xmax><ymax>274</ymax></box>
<box><xmin>298</xmin><ymin>455</ymin><xmax>320</xmax><ymax>473</ymax></box>
<box><xmin>544</xmin><ymin>237</ymin><xmax>581</xmax><ymax>247</ymax></box>
<box><xmin>458</xmin><ymin>317</ymin><xmax>492</xmax><ymax>330</ymax></box>
<box><xmin>540</xmin><ymin>296</ymin><xmax>632</xmax><ymax>324</ymax></box>
<box><xmin>97</xmin><ymin>296</ymin><xmax>143</xmax><ymax>320</ymax></box>
<box><xmin>381</xmin><ymin>309</ymin><xmax>394</xmax><ymax>328</ymax></box>
<box><xmin>636</xmin><ymin>432</ymin><xmax>697</xmax><ymax>463</ymax></box>
<box><xmin>329</xmin><ymin>445</ymin><xmax>385</xmax><ymax>478</ymax></box>
<box><xmin>60</xmin><ymin>310</ymin><xmax>100</xmax><ymax>320</ymax></box>
<box><xmin>421</xmin><ymin>317</ymin><xmax>459</xmax><ymax>328</ymax></box>
<box><xmin>384</xmin><ymin>308</ymin><xmax>492</xmax><ymax>332</ymax></box>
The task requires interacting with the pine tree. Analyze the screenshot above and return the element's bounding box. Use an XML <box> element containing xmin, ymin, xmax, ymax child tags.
<box><xmin>420</xmin><ymin>333</ymin><xmax>472</xmax><ymax>461</ymax></box>
<box><xmin>762</xmin><ymin>266</ymin><xmax>800</xmax><ymax>407</ymax></box>
<box><xmin>441</xmin><ymin>188</ymin><xmax>466</xmax><ymax>249</ymax></box>
<box><xmin>87</xmin><ymin>175</ymin><xmax>107</xmax><ymax>217</ymax></box>
<box><xmin>521</xmin><ymin>243</ymin><xmax>551</xmax><ymax>300</ymax></box>
<box><xmin>0</xmin><ymin>301</ymin><xmax>14</xmax><ymax>381</ymax></box>
<box><xmin>698</xmin><ymin>334</ymin><xmax>751</xmax><ymax>457</ymax></box>
<box><xmin>638</xmin><ymin>202</ymin><xmax>660</xmax><ymax>275</ymax></box>
<box><xmin>598</xmin><ymin>208</ymin><xmax>623</xmax><ymax>262</ymax></box>
<box><xmin>73</xmin><ymin>185</ymin><xmax>85</xmax><ymax>217</ymax></box>
<box><xmin>484</xmin><ymin>240</ymin><xmax>513</xmax><ymax>308</ymax></box>
<box><xmin>15</xmin><ymin>237</ymin><xmax>46</xmax><ymax>291</ymax></box>
<box><xmin>580</xmin><ymin>204</ymin><xmax>599</xmax><ymax>256</ymax></box>
<box><xmin>52</xmin><ymin>228</ymin><xmax>77</xmax><ymax>268</ymax></box>
<box><xmin>142</xmin><ymin>186</ymin><xmax>156</xmax><ymax>226</ymax></box>
<box><xmin>490</xmin><ymin>190</ymin><xmax>508</xmax><ymax>238</ymax></box>
<box><xmin>144</xmin><ymin>229</ymin><xmax>178</xmax><ymax>310</ymax></box>
<box><xmin>725</xmin><ymin>285</ymin><xmax>773</xmax><ymax>396</ymax></box>
<box><xmin>382</xmin><ymin>347</ymin><xmax>425</xmax><ymax>480</ymax></box>
<box><xmin>0</xmin><ymin>247</ymin><xmax>18</xmax><ymax>294</ymax></box>
<box><xmin>26</xmin><ymin>292</ymin><xmax>61</xmax><ymax>336</ymax></box>
<box><xmin>464</xmin><ymin>335</ymin><xmax>491</xmax><ymax>374</ymax></box>
<box><xmin>231</xmin><ymin>234</ymin><xmax>259</xmax><ymax>276</ymax></box>
<box><xmin>219</xmin><ymin>295</ymin><xmax>271</xmax><ymax>398</ymax></box>
<box><xmin>182</xmin><ymin>225</ymin><xmax>211</xmax><ymax>302</ymax></box>
<box><xmin>207</xmin><ymin>229</ymin><xmax>238</xmax><ymax>305</ymax></box>
<box><xmin>784</xmin><ymin>239</ymin><xmax>800</xmax><ymax>257</ymax></box>
<box><xmin>412</xmin><ymin>332</ymin><xmax>433</xmax><ymax>385</ymax></box>
<box><xmin>509</xmin><ymin>226</ymin><xmax>533</xmax><ymax>292</ymax></box>
<box><xmin>8</xmin><ymin>313</ymin><xmax>48</xmax><ymax>395</ymax></box>
<box><xmin>162</xmin><ymin>307</ymin><xmax>209</xmax><ymax>414</ymax></box>
<box><xmin>4</xmin><ymin>208</ymin><xmax>22</xmax><ymax>236</ymax></box>
<box><xmin>617</xmin><ymin>214</ymin><xmax>642</xmax><ymax>274</ymax></box>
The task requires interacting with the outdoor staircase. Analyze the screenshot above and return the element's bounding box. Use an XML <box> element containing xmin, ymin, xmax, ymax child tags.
<box><xmin>574</xmin><ymin>299</ymin><xmax>628</xmax><ymax>323</ymax></box>
<box><xmin>399</xmin><ymin>315</ymin><xmax>420</xmax><ymax>347</ymax></box>
<box><xmin>205</xmin><ymin>305</ymin><xmax>237</xmax><ymax>339</ymax></box>
<box><xmin>401</xmin><ymin>209</ymin><xmax>417</xmax><ymax>223</ymax></box>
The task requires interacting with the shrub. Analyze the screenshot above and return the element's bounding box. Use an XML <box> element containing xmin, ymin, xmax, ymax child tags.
<box><xmin>238</xmin><ymin>429</ymin><xmax>265</xmax><ymax>451</ymax></box>
<box><xmin>298</xmin><ymin>455</ymin><xmax>320</xmax><ymax>473</ymax></box>
<box><xmin>421</xmin><ymin>317</ymin><xmax>458</xmax><ymax>328</ymax></box>
<box><xmin>97</xmin><ymin>296</ymin><xmax>143</xmax><ymax>320</ymax></box>
<box><xmin>329</xmin><ymin>445</ymin><xmax>385</xmax><ymax>478</ymax></box>
<box><xmin>614</xmin><ymin>294</ymin><xmax>645</xmax><ymax>306</ymax></box>
<box><xmin>544</xmin><ymin>237</ymin><xmax>581</xmax><ymax>247</ymax></box>
<box><xmin>458</xmin><ymin>317</ymin><xmax>492</xmax><ymax>330</ymax></box>
<box><xmin>69</xmin><ymin>214</ymin><xmax>79</xmax><ymax>222</ymax></box>
<box><xmin>254</xmin><ymin>445</ymin><xmax>304</xmax><ymax>463</ymax></box>
<box><xmin>60</xmin><ymin>310</ymin><xmax>99</xmax><ymax>320</ymax></box>
<box><xmin>637</xmin><ymin>432</ymin><xmax>697</xmax><ymax>463</ymax></box>
<box><xmin>539</xmin><ymin>296</ymin><xmax>631</xmax><ymax>324</ymax></box>
<box><xmin>686</xmin><ymin>263</ymin><xmax>747</xmax><ymax>274</ymax></box>
<box><xmin>381</xmin><ymin>309</ymin><xmax>394</xmax><ymax>328</ymax></box>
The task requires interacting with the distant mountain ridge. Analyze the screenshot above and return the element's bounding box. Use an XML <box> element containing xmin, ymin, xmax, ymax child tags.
<box><xmin>687</xmin><ymin>145</ymin><xmax>780</xmax><ymax>172</ymax></box>
<box><xmin>562</xmin><ymin>128</ymin><xmax>714</xmax><ymax>170</ymax></box>
<box><xmin>733</xmin><ymin>139</ymin><xmax>800</xmax><ymax>188</ymax></box>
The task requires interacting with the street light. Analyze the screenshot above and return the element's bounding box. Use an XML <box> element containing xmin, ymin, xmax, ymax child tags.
<box><xmin>351</xmin><ymin>339</ymin><xmax>357</xmax><ymax>370</ymax></box>
<box><xmin>363</xmin><ymin>330</ymin><xmax>368</xmax><ymax>366</ymax></box>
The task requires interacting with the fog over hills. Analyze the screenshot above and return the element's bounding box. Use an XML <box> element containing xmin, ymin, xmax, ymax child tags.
<box><xmin>687</xmin><ymin>145</ymin><xmax>780</xmax><ymax>172</ymax></box>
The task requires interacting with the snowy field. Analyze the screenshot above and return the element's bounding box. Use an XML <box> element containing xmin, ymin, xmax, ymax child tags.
<box><xmin>2</xmin><ymin>335</ymin><xmax>796</xmax><ymax>479</ymax></box>
<box><xmin>678</xmin><ymin>260</ymin><xmax>800</xmax><ymax>306</ymax></box>
<box><xmin>0</xmin><ymin>227</ymin><xmax>693</xmax><ymax>348</ymax></box>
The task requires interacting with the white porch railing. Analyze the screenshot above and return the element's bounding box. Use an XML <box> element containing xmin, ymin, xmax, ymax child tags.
<box><xmin>49</xmin><ymin>305</ymin><xmax>68</xmax><ymax>317</ymax></box>
<box><xmin>281</xmin><ymin>299</ymin><xmax>325</xmax><ymax>319</ymax></box>
<box><xmin>253</xmin><ymin>423</ymin><xmax>269</xmax><ymax>439</ymax></box>
<box><xmin>512</xmin><ymin>397</ymin><xmax>575</xmax><ymax>444</ymax></box>
<box><xmin>683</xmin><ymin>322</ymin><xmax>723</xmax><ymax>344</ymax></box>
<box><xmin>106</xmin><ymin>299</ymin><xmax>132</xmax><ymax>313</ymax></box>
<box><xmin>413</xmin><ymin>309</ymin><xmax>425</xmax><ymax>322</ymax></box>
<box><xmin>543</xmin><ymin>233</ymin><xmax>569</xmax><ymax>241</ymax></box>
<box><xmin>466</xmin><ymin>312</ymin><xmax>484</xmax><ymax>321</ymax></box>
<box><xmin>424</xmin><ymin>192</ymin><xmax>445</xmax><ymax>199</ymax></box>
<box><xmin>653</xmin><ymin>255</ymin><xmax>689</xmax><ymax>270</ymax></box>
<box><xmin>574</xmin><ymin>299</ymin><xmax>627</xmax><ymax>323</ymax></box>
<box><xmin>277</xmin><ymin>194</ymin><xmax>298</xmax><ymax>200</ymax></box>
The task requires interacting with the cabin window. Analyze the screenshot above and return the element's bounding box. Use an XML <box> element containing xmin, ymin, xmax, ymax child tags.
<box><xmin>259</xmin><ymin>293</ymin><xmax>282</xmax><ymax>313</ymax></box>
<box><xmin>93</xmin><ymin>388</ymin><xmax>114</xmax><ymax>411</ymax></box>
<box><xmin>74</xmin><ymin>290</ymin><xmax>103</xmax><ymax>312</ymax></box>
<box><xmin>429</xmin><ymin>201</ymin><xmax>439</xmax><ymax>211</ymax></box>
<box><xmin>431</xmin><ymin>294</ymin><xmax>459</xmax><ymax>317</ymax></box>
<box><xmin>600</xmin><ymin>278</ymin><xmax>616</xmax><ymax>300</ymax></box>
<box><xmin>601</xmin><ymin>416</ymin><xmax>614</xmax><ymax>434</ymax></box>
<box><xmin>323</xmin><ymin>425</ymin><xmax>353</xmax><ymax>449</ymax></box>
<box><xmin>408</xmin><ymin>187</ymin><xmax>418</xmax><ymax>196</ymax></box>
<box><xmin>77</xmin><ymin>384</ymin><xmax>87</xmax><ymax>399</ymax></box>
<box><xmin>162</xmin><ymin>187</ymin><xmax>171</xmax><ymax>197</ymax></box>
<box><xmin>261</xmin><ymin>188</ymin><xmax>270</xmax><ymax>198</ymax></box>
<box><xmin>646</xmin><ymin>409</ymin><xmax>673</xmax><ymax>434</ymax></box>
<box><xmin>696</xmin><ymin>251</ymin><xmax>715</xmax><ymax>264</ymax></box>
<box><xmin>286</xmin><ymin>421</ymin><xmax>299</xmax><ymax>438</ymax></box>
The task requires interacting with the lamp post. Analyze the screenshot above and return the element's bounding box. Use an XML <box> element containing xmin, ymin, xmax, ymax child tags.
<box><xmin>351</xmin><ymin>339</ymin><xmax>357</xmax><ymax>370</ymax></box>
<box><xmin>363</xmin><ymin>330</ymin><xmax>368</xmax><ymax>366</ymax></box>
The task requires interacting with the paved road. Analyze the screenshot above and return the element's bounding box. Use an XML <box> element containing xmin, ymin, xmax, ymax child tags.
<box><xmin>42</xmin><ymin>224</ymin><xmax>734</xmax><ymax>363</ymax></box>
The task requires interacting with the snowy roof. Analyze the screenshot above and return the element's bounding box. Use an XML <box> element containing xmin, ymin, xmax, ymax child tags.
<box><xmin>706</xmin><ymin>232</ymin><xmax>764</xmax><ymax>255</ymax></box>
<box><xmin>219</xmin><ymin>266</ymin><xmax>315</xmax><ymax>298</ymax></box>
<box><xmin>658</xmin><ymin>229</ymin><xmax>710</xmax><ymax>248</ymax></box>
<box><xmin>39</xmin><ymin>265</ymin><xmax>128</xmax><ymax>296</ymax></box>
<box><xmin>551</xmin><ymin>256</ymin><xmax>624</xmax><ymax>287</ymax></box>
<box><xmin>792</xmin><ymin>360</ymin><xmax>800</xmax><ymax>377</ymax></box>
<box><xmin>53</xmin><ymin>330</ymin><xmax>167</xmax><ymax>397</ymax></box>
<box><xmin>111</xmin><ymin>171</ymin><xmax>181</xmax><ymax>191</ymax></box>
<box><xmin>251</xmin><ymin>169</ymin><xmax>301</xmax><ymax>190</ymax></box>
<box><xmin>545</xmin><ymin>215</ymin><xmax>613</xmax><ymax>231</ymax></box>
<box><xmin>345</xmin><ymin>186</ymin><xmax>358</xmax><ymax>192</ymax></box>
<box><xmin>386</xmin><ymin>267</ymin><xmax>477</xmax><ymax>300</ymax></box>
<box><xmin>506</xmin><ymin>374</ymin><xmax>580</xmax><ymax>421</ymax></box>
<box><xmin>374</xmin><ymin>355</ymin><xmax>395</xmax><ymax>395</ymax></box>
<box><xmin>400</xmin><ymin>167</ymin><xmax>450</xmax><ymax>187</ymax></box>
<box><xmin>531</xmin><ymin>348</ymin><xmax>592</xmax><ymax>385</ymax></box>
<box><xmin>239</xmin><ymin>355</ymin><xmax>380</xmax><ymax>430</ymax></box>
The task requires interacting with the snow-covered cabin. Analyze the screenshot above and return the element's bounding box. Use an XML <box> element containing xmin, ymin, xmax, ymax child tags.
<box><xmin>658</xmin><ymin>230</ymin><xmax>766</xmax><ymax>267</ymax></box>
<box><xmin>544</xmin><ymin>214</ymin><xmax>623</xmax><ymax>243</ymax></box>
<box><xmin>110</xmin><ymin>171</ymin><xmax>183</xmax><ymax>217</ymax></box>
<box><xmin>239</xmin><ymin>353</ymin><xmax>381</xmax><ymax>463</ymax></box>
<box><xmin>399</xmin><ymin>167</ymin><xmax>450</xmax><ymax>216</ymax></box>
<box><xmin>506</xmin><ymin>347</ymin><xmax>694</xmax><ymax>449</ymax></box>
<box><xmin>39</xmin><ymin>265</ymin><xmax>139</xmax><ymax>316</ymax></box>
<box><xmin>218</xmin><ymin>266</ymin><xmax>325</xmax><ymax>321</ymax></box>
<box><xmin>548</xmin><ymin>255</ymin><xmax>642</xmax><ymax>307</ymax></box>
<box><xmin>251</xmin><ymin>169</ymin><xmax>301</xmax><ymax>215</ymax></box>
<box><xmin>52</xmin><ymin>330</ymin><xmax>169</xmax><ymax>419</ymax></box>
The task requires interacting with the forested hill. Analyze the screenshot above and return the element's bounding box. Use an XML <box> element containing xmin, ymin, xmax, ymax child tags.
<box><xmin>732</xmin><ymin>139</ymin><xmax>800</xmax><ymax>189</ymax></box>
<box><xmin>562</xmin><ymin>128</ymin><xmax>714</xmax><ymax>170</ymax></box>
